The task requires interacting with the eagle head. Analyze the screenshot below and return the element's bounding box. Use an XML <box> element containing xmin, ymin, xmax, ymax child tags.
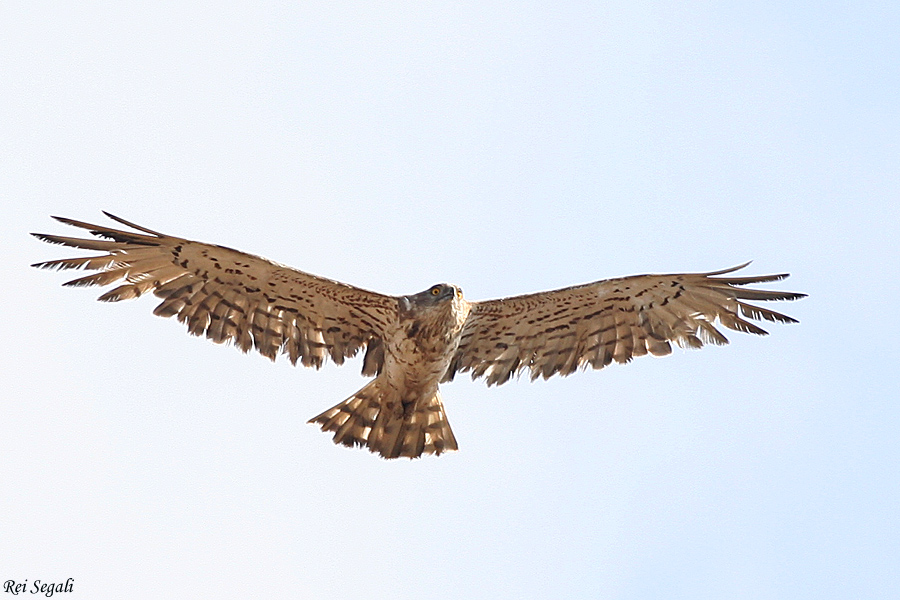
<box><xmin>399</xmin><ymin>283</ymin><xmax>463</xmax><ymax>317</ymax></box>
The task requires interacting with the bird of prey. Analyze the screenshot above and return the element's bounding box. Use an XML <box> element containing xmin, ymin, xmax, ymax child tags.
<box><xmin>33</xmin><ymin>213</ymin><xmax>805</xmax><ymax>459</ymax></box>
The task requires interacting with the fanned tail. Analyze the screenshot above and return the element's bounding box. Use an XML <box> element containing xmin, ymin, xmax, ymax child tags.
<box><xmin>308</xmin><ymin>378</ymin><xmax>457</xmax><ymax>459</ymax></box>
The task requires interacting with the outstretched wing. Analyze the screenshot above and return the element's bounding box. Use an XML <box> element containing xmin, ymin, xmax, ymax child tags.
<box><xmin>32</xmin><ymin>213</ymin><xmax>397</xmax><ymax>372</ymax></box>
<box><xmin>445</xmin><ymin>264</ymin><xmax>805</xmax><ymax>386</ymax></box>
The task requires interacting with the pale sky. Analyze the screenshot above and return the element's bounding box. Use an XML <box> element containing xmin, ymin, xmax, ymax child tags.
<box><xmin>2</xmin><ymin>2</ymin><xmax>898</xmax><ymax>599</ymax></box>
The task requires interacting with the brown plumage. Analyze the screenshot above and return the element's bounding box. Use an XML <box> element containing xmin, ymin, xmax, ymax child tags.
<box><xmin>33</xmin><ymin>213</ymin><xmax>806</xmax><ymax>459</ymax></box>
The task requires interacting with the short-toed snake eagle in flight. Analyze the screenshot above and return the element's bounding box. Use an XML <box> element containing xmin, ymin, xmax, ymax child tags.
<box><xmin>33</xmin><ymin>213</ymin><xmax>805</xmax><ymax>459</ymax></box>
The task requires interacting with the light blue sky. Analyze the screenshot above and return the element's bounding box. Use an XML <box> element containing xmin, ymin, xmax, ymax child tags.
<box><xmin>2</xmin><ymin>2</ymin><xmax>898</xmax><ymax>598</ymax></box>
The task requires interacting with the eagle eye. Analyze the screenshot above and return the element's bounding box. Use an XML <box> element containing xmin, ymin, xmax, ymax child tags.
<box><xmin>430</xmin><ymin>286</ymin><xmax>441</xmax><ymax>296</ymax></box>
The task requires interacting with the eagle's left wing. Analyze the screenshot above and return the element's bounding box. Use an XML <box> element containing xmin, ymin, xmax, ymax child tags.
<box><xmin>32</xmin><ymin>213</ymin><xmax>397</xmax><ymax>372</ymax></box>
<box><xmin>444</xmin><ymin>264</ymin><xmax>805</xmax><ymax>386</ymax></box>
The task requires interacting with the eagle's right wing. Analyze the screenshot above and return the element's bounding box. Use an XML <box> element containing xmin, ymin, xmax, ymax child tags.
<box><xmin>33</xmin><ymin>213</ymin><xmax>397</xmax><ymax>373</ymax></box>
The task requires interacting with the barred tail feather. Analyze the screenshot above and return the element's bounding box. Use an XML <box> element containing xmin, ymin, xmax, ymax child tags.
<box><xmin>308</xmin><ymin>378</ymin><xmax>458</xmax><ymax>459</ymax></box>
